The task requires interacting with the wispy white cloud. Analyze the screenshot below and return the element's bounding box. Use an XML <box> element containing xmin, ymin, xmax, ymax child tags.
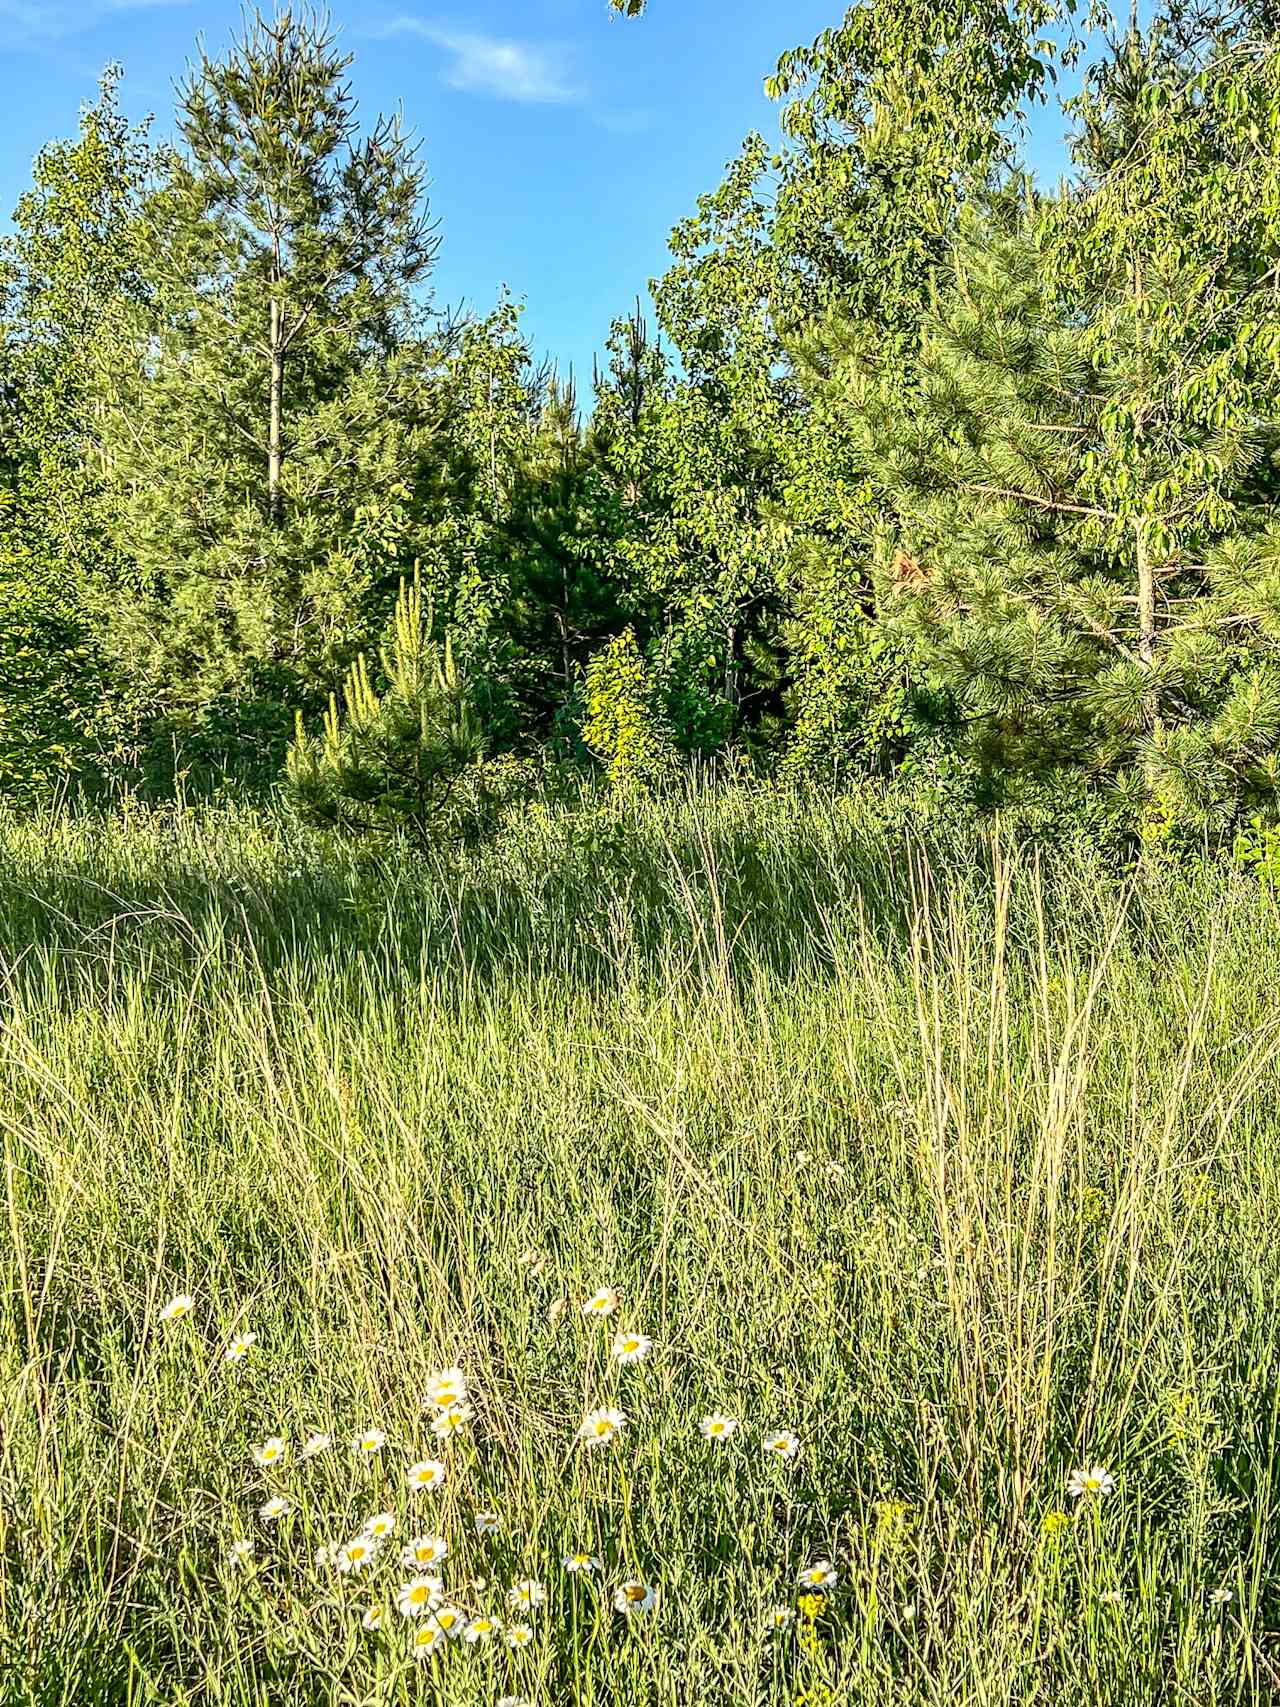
<box><xmin>0</xmin><ymin>0</ymin><xmax>187</xmax><ymax>46</ymax></box>
<box><xmin>377</xmin><ymin>17</ymin><xmax>582</xmax><ymax>106</ymax></box>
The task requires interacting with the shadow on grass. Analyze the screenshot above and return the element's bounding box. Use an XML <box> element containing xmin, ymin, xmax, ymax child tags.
<box><xmin>0</xmin><ymin>785</ymin><xmax>1211</xmax><ymax>1008</ymax></box>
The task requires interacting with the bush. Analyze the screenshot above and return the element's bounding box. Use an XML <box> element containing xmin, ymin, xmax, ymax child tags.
<box><xmin>285</xmin><ymin>574</ymin><xmax>483</xmax><ymax>848</ymax></box>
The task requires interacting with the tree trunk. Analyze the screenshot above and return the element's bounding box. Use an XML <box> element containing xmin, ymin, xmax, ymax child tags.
<box><xmin>1135</xmin><ymin>519</ymin><xmax>1155</xmax><ymax>668</ymax></box>
<box><xmin>268</xmin><ymin>294</ymin><xmax>284</xmax><ymax>526</ymax></box>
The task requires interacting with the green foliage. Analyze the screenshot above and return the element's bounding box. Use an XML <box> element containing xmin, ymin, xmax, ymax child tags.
<box><xmin>582</xmin><ymin>628</ymin><xmax>676</xmax><ymax>790</ymax></box>
<box><xmin>823</xmin><ymin>6</ymin><xmax>1280</xmax><ymax>832</ymax></box>
<box><xmin>0</xmin><ymin>68</ymin><xmax>152</xmax><ymax>793</ymax></box>
<box><xmin>286</xmin><ymin>573</ymin><xmax>484</xmax><ymax>845</ymax></box>
<box><xmin>1231</xmin><ymin>811</ymin><xmax>1280</xmax><ymax>884</ymax></box>
<box><xmin>6</xmin><ymin>0</ymin><xmax>1280</xmax><ymax>834</ymax></box>
<box><xmin>92</xmin><ymin>7</ymin><xmax>443</xmax><ymax>725</ymax></box>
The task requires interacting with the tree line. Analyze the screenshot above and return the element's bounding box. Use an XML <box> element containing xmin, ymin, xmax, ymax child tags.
<box><xmin>4</xmin><ymin>0</ymin><xmax>1280</xmax><ymax>852</ymax></box>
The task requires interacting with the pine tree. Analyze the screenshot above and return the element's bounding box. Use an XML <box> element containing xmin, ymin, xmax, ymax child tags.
<box><xmin>286</xmin><ymin>571</ymin><xmax>483</xmax><ymax>846</ymax></box>
<box><xmin>94</xmin><ymin>6</ymin><xmax>444</xmax><ymax>761</ymax></box>
<box><xmin>836</xmin><ymin>3</ymin><xmax>1280</xmax><ymax>834</ymax></box>
<box><xmin>0</xmin><ymin>70</ymin><xmax>151</xmax><ymax>794</ymax></box>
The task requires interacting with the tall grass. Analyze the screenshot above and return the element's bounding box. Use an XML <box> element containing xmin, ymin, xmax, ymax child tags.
<box><xmin>1</xmin><ymin>787</ymin><xmax>1277</xmax><ymax>1705</ymax></box>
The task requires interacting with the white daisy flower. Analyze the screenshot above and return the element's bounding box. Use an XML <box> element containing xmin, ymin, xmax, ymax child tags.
<box><xmin>475</xmin><ymin>1510</ymin><xmax>501</xmax><ymax>1536</ymax></box>
<box><xmin>797</xmin><ymin>1561</ymin><xmax>837</xmax><ymax>1590</ymax></box>
<box><xmin>563</xmin><ymin>1550</ymin><xmax>602</xmax><ymax>1574</ymax></box>
<box><xmin>352</xmin><ymin>1427</ymin><xmax>386</xmax><ymax>1458</ymax></box>
<box><xmin>259</xmin><ymin>1496</ymin><xmax>291</xmax><ymax>1522</ymax></box>
<box><xmin>407</xmin><ymin>1458</ymin><xmax>447</xmax><ymax>1491</ymax></box>
<box><xmin>314</xmin><ymin>1541</ymin><xmax>340</xmax><ymax>1570</ymax></box>
<box><xmin>158</xmin><ymin>1294</ymin><xmax>194</xmax><ymax>1323</ymax></box>
<box><xmin>361</xmin><ymin>1512</ymin><xmax>396</xmax><ymax>1541</ymax></box>
<box><xmin>395</xmin><ymin>1576</ymin><xmax>445</xmax><ymax>1618</ymax></box>
<box><xmin>431</xmin><ymin>1604</ymin><xmax>466</xmax><ymax>1640</ymax></box>
<box><xmin>611</xmin><ymin>1330</ymin><xmax>651</xmax><ymax>1365</ymax></box>
<box><xmin>582</xmin><ymin>1287</ymin><xmax>620</xmax><ymax>1318</ymax></box>
<box><xmin>507</xmin><ymin>1579</ymin><xmax>547</xmax><ymax>1612</ymax></box>
<box><xmin>762</xmin><ymin>1429</ymin><xmax>801</xmax><ymax>1461</ymax></box>
<box><xmin>699</xmin><ymin>1413</ymin><xmax>739</xmax><ymax>1444</ymax></box>
<box><xmin>577</xmin><ymin>1407</ymin><xmax>627</xmax><ymax>1448</ymax></box>
<box><xmin>1208</xmin><ymin>1586</ymin><xmax>1234</xmax><ymax>1605</ymax></box>
<box><xmin>225</xmin><ymin>1538</ymin><xmax>255</xmax><ymax>1567</ymax></box>
<box><xmin>335</xmin><ymin>1537</ymin><xmax>380</xmax><ymax>1574</ymax></box>
<box><xmin>224</xmin><ymin>1331</ymin><xmax>257</xmax><ymax>1363</ymax></box>
<box><xmin>361</xmin><ymin>1603</ymin><xmax>384</xmax><ymax>1631</ymax></box>
<box><xmin>497</xmin><ymin>1698</ymin><xmax>531</xmax><ymax>1707</ymax></box>
<box><xmin>768</xmin><ymin>1605</ymin><xmax>794</xmax><ymax>1630</ymax></box>
<box><xmin>505</xmin><ymin>1623</ymin><xmax>534</xmax><ymax>1649</ymax></box>
<box><xmin>251</xmin><ymin>1435</ymin><xmax>287</xmax><ymax>1467</ymax></box>
<box><xmin>401</xmin><ymin>1533</ymin><xmax>448</xmax><ymax>1567</ymax></box>
<box><xmin>1099</xmin><ymin>1590</ymin><xmax>1124</xmax><ymax>1605</ymax></box>
<box><xmin>613</xmin><ymin>1580</ymin><xmax>656</xmax><ymax>1614</ymax></box>
<box><xmin>463</xmin><ymin>1613</ymin><xmax>503</xmax><ymax>1643</ymax></box>
<box><xmin>430</xmin><ymin>1402</ymin><xmax>475</xmax><ymax>1439</ymax></box>
<box><xmin>299</xmin><ymin>1432</ymin><xmax>331</xmax><ymax>1460</ymax></box>
<box><xmin>1066</xmin><ymin>1465</ymin><xmax>1115</xmax><ymax>1499</ymax></box>
<box><xmin>411</xmin><ymin>1619</ymin><xmax>448</xmax><ymax>1659</ymax></box>
<box><xmin>423</xmin><ymin>1367</ymin><xmax>468</xmax><ymax>1411</ymax></box>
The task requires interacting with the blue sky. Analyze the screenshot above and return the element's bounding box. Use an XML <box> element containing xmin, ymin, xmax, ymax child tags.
<box><xmin>0</xmin><ymin>0</ymin><xmax>1082</xmax><ymax>388</ymax></box>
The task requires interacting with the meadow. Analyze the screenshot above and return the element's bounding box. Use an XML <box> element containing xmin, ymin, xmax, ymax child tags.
<box><xmin>1</xmin><ymin>785</ymin><xmax>1278</xmax><ymax>1705</ymax></box>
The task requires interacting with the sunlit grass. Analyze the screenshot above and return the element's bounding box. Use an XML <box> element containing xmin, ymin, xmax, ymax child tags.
<box><xmin>0</xmin><ymin>787</ymin><xmax>1276</xmax><ymax>1704</ymax></box>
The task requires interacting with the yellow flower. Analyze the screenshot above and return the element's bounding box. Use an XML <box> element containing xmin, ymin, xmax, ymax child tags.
<box><xmin>335</xmin><ymin>1538</ymin><xmax>379</xmax><ymax>1574</ymax></box>
<box><xmin>412</xmin><ymin>1619</ymin><xmax>448</xmax><ymax>1660</ymax></box>
<box><xmin>613</xmin><ymin>1580</ymin><xmax>656</xmax><ymax>1614</ymax></box>
<box><xmin>406</xmin><ymin>1458</ymin><xmax>447</xmax><ymax>1491</ymax></box>
<box><xmin>431</xmin><ymin>1605</ymin><xmax>466</xmax><ymax>1639</ymax></box>
<box><xmin>1066</xmin><ymin>1465</ymin><xmax>1115</xmax><ymax>1499</ymax></box>
<box><xmin>611</xmin><ymin>1331</ymin><xmax>651</xmax><ymax>1365</ymax></box>
<box><xmin>423</xmin><ymin>1367</ymin><xmax>468</xmax><ymax>1411</ymax></box>
<box><xmin>430</xmin><ymin>1402</ymin><xmax>474</xmax><ymax>1439</ymax></box>
<box><xmin>464</xmin><ymin>1614</ymin><xmax>503</xmax><ymax>1643</ymax></box>
<box><xmin>577</xmin><ymin>1407</ymin><xmax>626</xmax><ymax>1448</ymax></box>
<box><xmin>507</xmin><ymin>1579</ymin><xmax>547</xmax><ymax>1612</ymax></box>
<box><xmin>797</xmin><ymin>1561</ymin><xmax>837</xmax><ymax>1590</ymax></box>
<box><xmin>396</xmin><ymin>1576</ymin><xmax>445</xmax><ymax>1618</ymax></box>
<box><xmin>224</xmin><ymin>1331</ymin><xmax>257</xmax><ymax>1363</ymax></box>
<box><xmin>762</xmin><ymin>1429</ymin><xmax>801</xmax><ymax>1461</ymax></box>
<box><xmin>582</xmin><ymin>1287</ymin><xmax>620</xmax><ymax>1318</ymax></box>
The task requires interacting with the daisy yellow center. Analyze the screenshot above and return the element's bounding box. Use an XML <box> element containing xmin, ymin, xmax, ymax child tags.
<box><xmin>626</xmin><ymin>1586</ymin><xmax>646</xmax><ymax>1602</ymax></box>
<box><xmin>349</xmin><ymin>1546</ymin><xmax>368</xmax><ymax>1561</ymax></box>
<box><xmin>595</xmin><ymin>1420</ymin><xmax>612</xmax><ymax>1436</ymax></box>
